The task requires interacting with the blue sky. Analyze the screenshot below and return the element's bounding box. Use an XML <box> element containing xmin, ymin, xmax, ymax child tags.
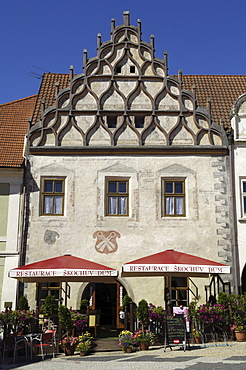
<box><xmin>1</xmin><ymin>0</ymin><xmax>246</xmax><ymax>104</ymax></box>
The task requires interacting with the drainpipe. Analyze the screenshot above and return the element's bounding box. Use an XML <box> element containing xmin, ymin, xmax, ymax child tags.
<box><xmin>17</xmin><ymin>119</ymin><xmax>31</xmax><ymax>303</ymax></box>
<box><xmin>228</xmin><ymin>130</ymin><xmax>240</xmax><ymax>294</ymax></box>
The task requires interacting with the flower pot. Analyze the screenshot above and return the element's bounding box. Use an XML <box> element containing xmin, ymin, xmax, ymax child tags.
<box><xmin>235</xmin><ymin>330</ymin><xmax>246</xmax><ymax>342</ymax></box>
<box><xmin>123</xmin><ymin>346</ymin><xmax>133</xmax><ymax>353</ymax></box>
<box><xmin>80</xmin><ymin>351</ymin><xmax>88</xmax><ymax>356</ymax></box>
<box><xmin>64</xmin><ymin>345</ymin><xmax>75</xmax><ymax>356</ymax></box>
<box><xmin>195</xmin><ymin>337</ymin><xmax>202</xmax><ymax>344</ymax></box>
<box><xmin>139</xmin><ymin>341</ymin><xmax>150</xmax><ymax>350</ymax></box>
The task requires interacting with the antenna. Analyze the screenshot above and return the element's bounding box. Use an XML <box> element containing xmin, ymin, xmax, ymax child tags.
<box><xmin>27</xmin><ymin>65</ymin><xmax>51</xmax><ymax>79</ymax></box>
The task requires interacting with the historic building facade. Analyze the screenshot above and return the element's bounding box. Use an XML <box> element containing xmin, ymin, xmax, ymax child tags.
<box><xmin>231</xmin><ymin>94</ymin><xmax>246</xmax><ymax>293</ymax></box>
<box><xmin>20</xmin><ymin>12</ymin><xmax>235</xmax><ymax>328</ymax></box>
<box><xmin>0</xmin><ymin>96</ymin><xmax>36</xmax><ymax>310</ymax></box>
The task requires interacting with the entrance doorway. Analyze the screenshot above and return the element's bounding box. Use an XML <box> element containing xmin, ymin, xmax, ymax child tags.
<box><xmin>165</xmin><ymin>276</ymin><xmax>189</xmax><ymax>307</ymax></box>
<box><xmin>82</xmin><ymin>281</ymin><xmax>126</xmax><ymax>329</ymax></box>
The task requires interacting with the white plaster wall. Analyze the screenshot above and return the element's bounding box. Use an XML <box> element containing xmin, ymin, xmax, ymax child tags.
<box><xmin>233</xmin><ymin>145</ymin><xmax>246</xmax><ymax>277</ymax></box>
<box><xmin>0</xmin><ymin>169</ymin><xmax>23</xmax><ymax>310</ymax></box>
<box><xmin>25</xmin><ymin>154</ymin><xmax>228</xmax><ymax>309</ymax></box>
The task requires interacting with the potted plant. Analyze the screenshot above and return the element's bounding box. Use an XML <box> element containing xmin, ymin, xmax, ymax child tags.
<box><xmin>122</xmin><ymin>295</ymin><xmax>133</xmax><ymax>310</ymax></box>
<box><xmin>76</xmin><ymin>331</ymin><xmax>93</xmax><ymax>356</ymax></box>
<box><xmin>118</xmin><ymin>330</ymin><xmax>135</xmax><ymax>352</ymax></box>
<box><xmin>134</xmin><ymin>329</ymin><xmax>154</xmax><ymax>350</ymax></box>
<box><xmin>136</xmin><ymin>299</ymin><xmax>149</xmax><ymax>332</ymax></box>
<box><xmin>76</xmin><ymin>340</ymin><xmax>91</xmax><ymax>356</ymax></box>
<box><xmin>80</xmin><ymin>299</ymin><xmax>89</xmax><ymax>314</ymax></box>
<box><xmin>58</xmin><ymin>305</ymin><xmax>76</xmax><ymax>355</ymax></box>
<box><xmin>192</xmin><ymin>329</ymin><xmax>203</xmax><ymax>344</ymax></box>
<box><xmin>70</xmin><ymin>309</ymin><xmax>87</xmax><ymax>335</ymax></box>
<box><xmin>234</xmin><ymin>325</ymin><xmax>246</xmax><ymax>341</ymax></box>
<box><xmin>136</xmin><ymin>299</ymin><xmax>154</xmax><ymax>349</ymax></box>
<box><xmin>60</xmin><ymin>336</ymin><xmax>79</xmax><ymax>355</ymax></box>
<box><xmin>42</xmin><ymin>295</ymin><xmax>57</xmax><ymax>329</ymax></box>
<box><xmin>18</xmin><ymin>296</ymin><xmax>29</xmax><ymax>311</ymax></box>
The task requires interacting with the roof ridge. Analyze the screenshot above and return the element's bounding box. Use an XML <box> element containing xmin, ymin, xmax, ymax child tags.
<box><xmin>0</xmin><ymin>94</ymin><xmax>37</xmax><ymax>107</ymax></box>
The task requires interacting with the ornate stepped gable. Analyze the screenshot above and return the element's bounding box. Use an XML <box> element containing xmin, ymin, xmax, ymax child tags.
<box><xmin>29</xmin><ymin>12</ymin><xmax>227</xmax><ymax>149</ymax></box>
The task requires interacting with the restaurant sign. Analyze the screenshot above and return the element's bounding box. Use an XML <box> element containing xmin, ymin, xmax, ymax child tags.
<box><xmin>9</xmin><ymin>269</ymin><xmax>118</xmax><ymax>278</ymax></box>
<box><xmin>123</xmin><ymin>264</ymin><xmax>230</xmax><ymax>274</ymax></box>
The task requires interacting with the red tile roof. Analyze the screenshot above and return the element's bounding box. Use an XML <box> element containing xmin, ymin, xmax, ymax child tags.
<box><xmin>32</xmin><ymin>73</ymin><xmax>246</xmax><ymax>132</ymax></box>
<box><xmin>2</xmin><ymin>75</ymin><xmax>244</xmax><ymax>169</ymax></box>
<box><xmin>32</xmin><ymin>73</ymin><xmax>70</xmax><ymax>124</ymax></box>
<box><xmin>0</xmin><ymin>95</ymin><xmax>37</xmax><ymax>167</ymax></box>
<box><xmin>182</xmin><ymin>75</ymin><xmax>246</xmax><ymax>132</ymax></box>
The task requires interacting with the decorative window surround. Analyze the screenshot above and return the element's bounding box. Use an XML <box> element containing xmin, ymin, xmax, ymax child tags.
<box><xmin>41</xmin><ymin>178</ymin><xmax>65</xmax><ymax>216</ymax></box>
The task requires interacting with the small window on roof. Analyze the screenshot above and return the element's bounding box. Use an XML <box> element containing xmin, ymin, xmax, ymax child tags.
<box><xmin>135</xmin><ymin>117</ymin><xmax>144</xmax><ymax>128</ymax></box>
<box><xmin>107</xmin><ymin>116</ymin><xmax>117</xmax><ymax>128</ymax></box>
<box><xmin>130</xmin><ymin>66</ymin><xmax>135</xmax><ymax>73</ymax></box>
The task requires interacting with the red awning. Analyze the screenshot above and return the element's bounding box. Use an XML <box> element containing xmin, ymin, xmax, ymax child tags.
<box><xmin>9</xmin><ymin>254</ymin><xmax>118</xmax><ymax>282</ymax></box>
<box><xmin>122</xmin><ymin>249</ymin><xmax>230</xmax><ymax>277</ymax></box>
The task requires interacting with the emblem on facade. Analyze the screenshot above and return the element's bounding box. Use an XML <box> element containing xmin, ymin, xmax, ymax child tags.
<box><xmin>93</xmin><ymin>230</ymin><xmax>120</xmax><ymax>254</ymax></box>
<box><xmin>44</xmin><ymin>230</ymin><xmax>59</xmax><ymax>245</ymax></box>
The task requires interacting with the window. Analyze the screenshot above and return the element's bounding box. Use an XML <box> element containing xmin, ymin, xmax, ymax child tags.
<box><xmin>241</xmin><ymin>180</ymin><xmax>246</xmax><ymax>217</ymax></box>
<box><xmin>163</xmin><ymin>179</ymin><xmax>185</xmax><ymax>216</ymax></box>
<box><xmin>42</xmin><ymin>178</ymin><xmax>64</xmax><ymax>215</ymax></box>
<box><xmin>37</xmin><ymin>282</ymin><xmax>61</xmax><ymax>307</ymax></box>
<box><xmin>130</xmin><ymin>66</ymin><xmax>135</xmax><ymax>73</ymax></box>
<box><xmin>116</xmin><ymin>66</ymin><xmax>121</xmax><ymax>74</ymax></box>
<box><xmin>107</xmin><ymin>116</ymin><xmax>117</xmax><ymax>128</ymax></box>
<box><xmin>135</xmin><ymin>117</ymin><xmax>144</xmax><ymax>128</ymax></box>
<box><xmin>106</xmin><ymin>179</ymin><xmax>128</xmax><ymax>216</ymax></box>
<box><xmin>165</xmin><ymin>277</ymin><xmax>189</xmax><ymax>306</ymax></box>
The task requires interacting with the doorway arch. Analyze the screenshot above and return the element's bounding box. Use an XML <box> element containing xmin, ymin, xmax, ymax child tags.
<box><xmin>241</xmin><ymin>264</ymin><xmax>246</xmax><ymax>293</ymax></box>
<box><xmin>81</xmin><ymin>280</ymin><xmax>127</xmax><ymax>329</ymax></box>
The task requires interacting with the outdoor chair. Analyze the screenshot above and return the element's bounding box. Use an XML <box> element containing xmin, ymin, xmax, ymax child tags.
<box><xmin>32</xmin><ymin>332</ymin><xmax>55</xmax><ymax>360</ymax></box>
<box><xmin>2</xmin><ymin>334</ymin><xmax>28</xmax><ymax>363</ymax></box>
<box><xmin>45</xmin><ymin>329</ymin><xmax>56</xmax><ymax>353</ymax></box>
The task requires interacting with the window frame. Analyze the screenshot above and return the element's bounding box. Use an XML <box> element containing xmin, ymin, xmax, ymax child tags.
<box><xmin>41</xmin><ymin>177</ymin><xmax>65</xmax><ymax>216</ymax></box>
<box><xmin>241</xmin><ymin>179</ymin><xmax>246</xmax><ymax>217</ymax></box>
<box><xmin>37</xmin><ymin>282</ymin><xmax>62</xmax><ymax>307</ymax></box>
<box><xmin>162</xmin><ymin>178</ymin><xmax>186</xmax><ymax>217</ymax></box>
<box><xmin>105</xmin><ymin>177</ymin><xmax>129</xmax><ymax>217</ymax></box>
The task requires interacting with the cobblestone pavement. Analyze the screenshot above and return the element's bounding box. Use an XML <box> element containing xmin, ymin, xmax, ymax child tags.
<box><xmin>1</xmin><ymin>342</ymin><xmax>246</xmax><ymax>369</ymax></box>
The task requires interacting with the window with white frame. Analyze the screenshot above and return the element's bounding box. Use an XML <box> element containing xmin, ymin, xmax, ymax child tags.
<box><xmin>41</xmin><ymin>178</ymin><xmax>65</xmax><ymax>215</ymax></box>
<box><xmin>241</xmin><ymin>180</ymin><xmax>246</xmax><ymax>217</ymax></box>
<box><xmin>106</xmin><ymin>178</ymin><xmax>128</xmax><ymax>216</ymax></box>
<box><xmin>162</xmin><ymin>179</ymin><xmax>185</xmax><ymax>217</ymax></box>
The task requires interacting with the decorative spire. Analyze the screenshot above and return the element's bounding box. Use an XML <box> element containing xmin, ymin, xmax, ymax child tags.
<box><xmin>150</xmin><ymin>34</ymin><xmax>155</xmax><ymax>49</ymax></box>
<box><xmin>123</xmin><ymin>11</ymin><xmax>130</xmax><ymax>26</ymax></box>
<box><xmin>164</xmin><ymin>51</ymin><xmax>168</xmax><ymax>72</ymax></box>
<box><xmin>138</xmin><ymin>19</ymin><xmax>142</xmax><ymax>39</ymax></box>
<box><xmin>111</xmin><ymin>18</ymin><xmax>115</xmax><ymax>40</ymax></box>
<box><xmin>83</xmin><ymin>49</ymin><xmax>88</xmax><ymax>69</ymax></box>
<box><xmin>69</xmin><ymin>65</ymin><xmax>74</xmax><ymax>82</ymax></box>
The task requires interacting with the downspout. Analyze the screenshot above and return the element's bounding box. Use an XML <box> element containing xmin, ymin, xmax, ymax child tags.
<box><xmin>228</xmin><ymin>130</ymin><xmax>240</xmax><ymax>294</ymax></box>
<box><xmin>17</xmin><ymin>118</ymin><xmax>32</xmax><ymax>303</ymax></box>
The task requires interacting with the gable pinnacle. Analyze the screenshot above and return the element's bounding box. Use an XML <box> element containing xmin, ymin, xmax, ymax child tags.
<box><xmin>123</xmin><ymin>11</ymin><xmax>130</xmax><ymax>26</ymax></box>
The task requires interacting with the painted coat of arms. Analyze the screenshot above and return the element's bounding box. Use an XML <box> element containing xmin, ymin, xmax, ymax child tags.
<box><xmin>93</xmin><ymin>230</ymin><xmax>120</xmax><ymax>254</ymax></box>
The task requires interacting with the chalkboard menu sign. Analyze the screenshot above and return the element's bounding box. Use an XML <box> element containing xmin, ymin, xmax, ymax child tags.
<box><xmin>164</xmin><ymin>315</ymin><xmax>186</xmax><ymax>351</ymax></box>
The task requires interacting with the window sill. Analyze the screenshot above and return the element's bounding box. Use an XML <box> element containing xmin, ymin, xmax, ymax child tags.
<box><xmin>161</xmin><ymin>216</ymin><xmax>187</xmax><ymax>220</ymax></box>
<box><xmin>238</xmin><ymin>217</ymin><xmax>246</xmax><ymax>222</ymax></box>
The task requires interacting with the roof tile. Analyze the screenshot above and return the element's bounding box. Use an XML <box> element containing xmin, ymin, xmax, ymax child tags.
<box><xmin>32</xmin><ymin>73</ymin><xmax>246</xmax><ymax>133</ymax></box>
<box><xmin>0</xmin><ymin>95</ymin><xmax>37</xmax><ymax>167</ymax></box>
